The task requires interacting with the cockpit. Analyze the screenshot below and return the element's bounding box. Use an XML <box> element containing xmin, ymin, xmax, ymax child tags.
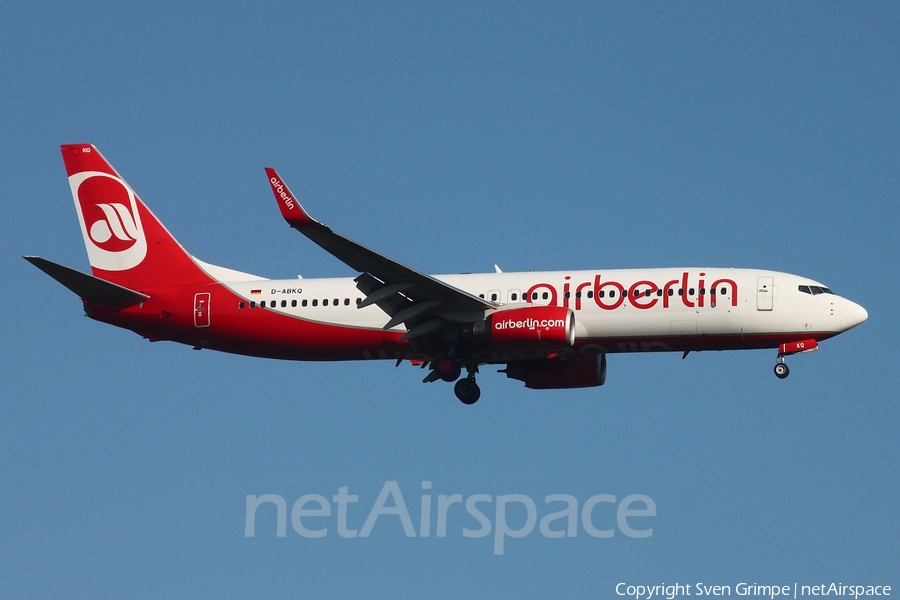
<box><xmin>798</xmin><ymin>285</ymin><xmax>835</xmax><ymax>296</ymax></box>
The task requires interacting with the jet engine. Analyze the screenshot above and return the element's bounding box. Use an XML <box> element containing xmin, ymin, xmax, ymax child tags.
<box><xmin>502</xmin><ymin>353</ymin><xmax>607</xmax><ymax>389</ymax></box>
<box><xmin>473</xmin><ymin>306</ymin><xmax>575</xmax><ymax>349</ymax></box>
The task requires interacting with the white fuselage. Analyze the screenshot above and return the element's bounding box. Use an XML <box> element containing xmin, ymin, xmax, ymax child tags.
<box><xmin>215</xmin><ymin>266</ymin><xmax>866</xmax><ymax>357</ymax></box>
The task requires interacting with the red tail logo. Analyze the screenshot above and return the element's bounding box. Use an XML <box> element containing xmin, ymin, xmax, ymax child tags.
<box><xmin>70</xmin><ymin>171</ymin><xmax>147</xmax><ymax>271</ymax></box>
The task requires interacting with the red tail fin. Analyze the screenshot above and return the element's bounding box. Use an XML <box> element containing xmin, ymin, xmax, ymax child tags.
<box><xmin>61</xmin><ymin>144</ymin><xmax>207</xmax><ymax>290</ymax></box>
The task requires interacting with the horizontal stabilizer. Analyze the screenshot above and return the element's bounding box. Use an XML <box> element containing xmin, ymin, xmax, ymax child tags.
<box><xmin>24</xmin><ymin>256</ymin><xmax>150</xmax><ymax>308</ymax></box>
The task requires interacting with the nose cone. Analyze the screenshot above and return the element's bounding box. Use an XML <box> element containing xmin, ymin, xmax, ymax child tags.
<box><xmin>840</xmin><ymin>298</ymin><xmax>868</xmax><ymax>331</ymax></box>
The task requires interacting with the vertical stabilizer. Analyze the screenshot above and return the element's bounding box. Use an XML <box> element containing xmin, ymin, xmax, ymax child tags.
<box><xmin>61</xmin><ymin>144</ymin><xmax>208</xmax><ymax>290</ymax></box>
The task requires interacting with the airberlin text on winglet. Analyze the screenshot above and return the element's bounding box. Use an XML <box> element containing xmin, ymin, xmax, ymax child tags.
<box><xmin>244</xmin><ymin>481</ymin><xmax>656</xmax><ymax>555</ymax></box>
<box><xmin>266</xmin><ymin>167</ymin><xmax>315</xmax><ymax>225</ymax></box>
<box><xmin>269</xmin><ymin>176</ymin><xmax>295</xmax><ymax>211</ymax></box>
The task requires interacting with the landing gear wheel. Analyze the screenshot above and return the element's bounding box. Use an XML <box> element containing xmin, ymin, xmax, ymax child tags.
<box><xmin>454</xmin><ymin>378</ymin><xmax>481</xmax><ymax>405</ymax></box>
<box><xmin>774</xmin><ymin>362</ymin><xmax>790</xmax><ymax>379</ymax></box>
<box><xmin>433</xmin><ymin>355</ymin><xmax>462</xmax><ymax>383</ymax></box>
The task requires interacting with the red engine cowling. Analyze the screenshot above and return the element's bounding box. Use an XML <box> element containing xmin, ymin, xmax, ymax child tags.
<box><xmin>476</xmin><ymin>306</ymin><xmax>575</xmax><ymax>349</ymax></box>
<box><xmin>502</xmin><ymin>353</ymin><xmax>607</xmax><ymax>389</ymax></box>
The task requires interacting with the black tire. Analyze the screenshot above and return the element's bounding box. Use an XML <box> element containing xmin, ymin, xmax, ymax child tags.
<box><xmin>774</xmin><ymin>363</ymin><xmax>790</xmax><ymax>379</ymax></box>
<box><xmin>433</xmin><ymin>356</ymin><xmax>462</xmax><ymax>383</ymax></box>
<box><xmin>454</xmin><ymin>379</ymin><xmax>481</xmax><ymax>404</ymax></box>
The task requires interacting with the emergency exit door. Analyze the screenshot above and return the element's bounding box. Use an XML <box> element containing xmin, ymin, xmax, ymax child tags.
<box><xmin>756</xmin><ymin>277</ymin><xmax>773</xmax><ymax>311</ymax></box>
<box><xmin>194</xmin><ymin>292</ymin><xmax>211</xmax><ymax>327</ymax></box>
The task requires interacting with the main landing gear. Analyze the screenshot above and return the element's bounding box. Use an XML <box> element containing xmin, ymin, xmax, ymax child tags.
<box><xmin>431</xmin><ymin>355</ymin><xmax>462</xmax><ymax>383</ymax></box>
<box><xmin>425</xmin><ymin>354</ymin><xmax>481</xmax><ymax>404</ymax></box>
<box><xmin>454</xmin><ymin>377</ymin><xmax>481</xmax><ymax>405</ymax></box>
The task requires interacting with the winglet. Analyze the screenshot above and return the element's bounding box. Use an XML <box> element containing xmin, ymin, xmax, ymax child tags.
<box><xmin>265</xmin><ymin>168</ymin><xmax>317</xmax><ymax>228</ymax></box>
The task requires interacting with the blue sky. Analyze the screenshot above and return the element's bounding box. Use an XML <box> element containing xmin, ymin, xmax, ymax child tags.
<box><xmin>1</xmin><ymin>2</ymin><xmax>897</xmax><ymax>597</ymax></box>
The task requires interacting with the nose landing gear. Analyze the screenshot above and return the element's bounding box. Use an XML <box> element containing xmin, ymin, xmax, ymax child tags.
<box><xmin>774</xmin><ymin>359</ymin><xmax>790</xmax><ymax>379</ymax></box>
<box><xmin>773</xmin><ymin>338</ymin><xmax>819</xmax><ymax>380</ymax></box>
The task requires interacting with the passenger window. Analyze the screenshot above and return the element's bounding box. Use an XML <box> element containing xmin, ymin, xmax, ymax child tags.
<box><xmin>587</xmin><ymin>291</ymin><xmax>593</xmax><ymax>298</ymax></box>
<box><xmin>689</xmin><ymin>288</ymin><xmax>695</xmax><ymax>295</ymax></box>
<box><xmin>323</xmin><ymin>299</ymin><xmax>329</xmax><ymax>306</ymax></box>
<box><xmin>239</xmin><ymin>301</ymin><xmax>245</xmax><ymax>309</ymax></box>
<box><xmin>645</xmin><ymin>290</ymin><xmax>651</xmax><ymax>297</ymax></box>
<box><xmin>532</xmin><ymin>292</ymin><xmax>538</xmax><ymax>300</ymax></box>
<box><xmin>344</xmin><ymin>298</ymin><xmax>350</xmax><ymax>305</ymax></box>
<box><xmin>334</xmin><ymin>298</ymin><xmax>339</xmax><ymax>305</ymax></box>
<box><xmin>668</xmin><ymin>289</ymin><xmax>674</xmax><ymax>296</ymax></box>
<box><xmin>479</xmin><ymin>294</ymin><xmax>485</xmax><ymax>299</ymax></box>
<box><xmin>542</xmin><ymin>292</ymin><xmax>549</xmax><ymax>300</ymax></box>
<box><xmin>575</xmin><ymin>291</ymin><xmax>581</xmax><ymax>298</ymax></box>
<box><xmin>511</xmin><ymin>293</ymin><xmax>518</xmax><ymax>301</ymax></box>
<box><xmin>292</xmin><ymin>300</ymin><xmax>297</xmax><ymax>307</ymax></box>
<box><xmin>699</xmin><ymin>288</ymin><xmax>705</xmax><ymax>295</ymax></box>
<box><xmin>491</xmin><ymin>293</ymin><xmax>498</xmax><ymax>301</ymax></box>
<box><xmin>312</xmin><ymin>299</ymin><xmax>318</xmax><ymax>307</ymax></box>
<box><xmin>656</xmin><ymin>289</ymin><xmax>662</xmax><ymax>297</ymax></box>
<box><xmin>281</xmin><ymin>300</ymin><xmax>287</xmax><ymax>307</ymax></box>
<box><xmin>599</xmin><ymin>291</ymin><xmax>605</xmax><ymax>298</ymax></box>
<box><xmin>250</xmin><ymin>301</ymin><xmax>256</xmax><ymax>308</ymax></box>
<box><xmin>302</xmin><ymin>299</ymin><xmax>308</xmax><ymax>307</ymax></box>
<box><xmin>356</xmin><ymin>298</ymin><xmax>362</xmax><ymax>305</ymax></box>
<box><xmin>564</xmin><ymin>291</ymin><xmax>570</xmax><ymax>299</ymax></box>
<box><xmin>609</xmin><ymin>290</ymin><xmax>616</xmax><ymax>298</ymax></box>
<box><xmin>678</xmin><ymin>289</ymin><xmax>683</xmax><ymax>296</ymax></box>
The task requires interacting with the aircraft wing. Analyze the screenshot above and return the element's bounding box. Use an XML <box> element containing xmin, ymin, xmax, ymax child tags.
<box><xmin>265</xmin><ymin>169</ymin><xmax>495</xmax><ymax>334</ymax></box>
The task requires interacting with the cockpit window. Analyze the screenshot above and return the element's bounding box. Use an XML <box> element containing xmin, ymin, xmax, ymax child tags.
<box><xmin>799</xmin><ymin>284</ymin><xmax>836</xmax><ymax>295</ymax></box>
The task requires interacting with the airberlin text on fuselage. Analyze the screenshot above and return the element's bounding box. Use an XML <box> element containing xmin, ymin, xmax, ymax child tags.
<box><xmin>528</xmin><ymin>272</ymin><xmax>738</xmax><ymax>312</ymax></box>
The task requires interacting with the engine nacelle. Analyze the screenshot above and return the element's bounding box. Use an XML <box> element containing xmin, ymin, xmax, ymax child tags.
<box><xmin>474</xmin><ymin>306</ymin><xmax>575</xmax><ymax>349</ymax></box>
<box><xmin>503</xmin><ymin>353</ymin><xmax>607</xmax><ymax>389</ymax></box>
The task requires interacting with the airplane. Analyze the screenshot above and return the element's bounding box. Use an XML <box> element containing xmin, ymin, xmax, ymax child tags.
<box><xmin>25</xmin><ymin>144</ymin><xmax>868</xmax><ymax>404</ymax></box>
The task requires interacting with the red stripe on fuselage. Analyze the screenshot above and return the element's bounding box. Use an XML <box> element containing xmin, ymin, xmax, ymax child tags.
<box><xmin>83</xmin><ymin>282</ymin><xmax>408</xmax><ymax>361</ymax></box>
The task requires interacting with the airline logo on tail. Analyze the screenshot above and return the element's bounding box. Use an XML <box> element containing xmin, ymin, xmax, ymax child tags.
<box><xmin>70</xmin><ymin>171</ymin><xmax>147</xmax><ymax>271</ymax></box>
